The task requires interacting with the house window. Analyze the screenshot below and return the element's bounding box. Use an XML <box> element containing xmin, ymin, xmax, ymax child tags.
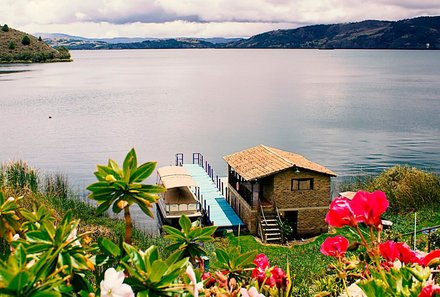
<box><xmin>291</xmin><ymin>178</ymin><xmax>314</xmax><ymax>190</ymax></box>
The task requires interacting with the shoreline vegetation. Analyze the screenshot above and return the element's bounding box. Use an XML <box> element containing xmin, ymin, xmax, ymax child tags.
<box><xmin>1</xmin><ymin>158</ymin><xmax>440</xmax><ymax>296</ymax></box>
<box><xmin>0</xmin><ymin>24</ymin><xmax>71</xmax><ymax>63</ymax></box>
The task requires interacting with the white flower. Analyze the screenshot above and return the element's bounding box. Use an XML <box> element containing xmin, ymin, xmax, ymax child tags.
<box><xmin>240</xmin><ymin>287</ymin><xmax>265</xmax><ymax>297</ymax></box>
<box><xmin>66</xmin><ymin>228</ymin><xmax>81</xmax><ymax>247</ymax></box>
<box><xmin>186</xmin><ymin>264</ymin><xmax>203</xmax><ymax>297</ymax></box>
<box><xmin>12</xmin><ymin>234</ymin><xmax>20</xmax><ymax>241</ymax></box>
<box><xmin>7</xmin><ymin>197</ymin><xmax>15</xmax><ymax>202</ymax></box>
<box><xmin>100</xmin><ymin>268</ymin><xmax>134</xmax><ymax>297</ymax></box>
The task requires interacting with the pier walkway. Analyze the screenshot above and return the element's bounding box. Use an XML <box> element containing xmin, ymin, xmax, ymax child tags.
<box><xmin>183</xmin><ymin>163</ymin><xmax>244</xmax><ymax>230</ymax></box>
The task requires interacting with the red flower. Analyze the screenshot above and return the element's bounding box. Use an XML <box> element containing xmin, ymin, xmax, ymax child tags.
<box><xmin>320</xmin><ymin>236</ymin><xmax>349</xmax><ymax>258</ymax></box>
<box><xmin>350</xmin><ymin>190</ymin><xmax>388</xmax><ymax>227</ymax></box>
<box><xmin>397</xmin><ymin>242</ymin><xmax>423</xmax><ymax>265</ymax></box>
<box><xmin>418</xmin><ymin>284</ymin><xmax>440</xmax><ymax>297</ymax></box>
<box><xmin>379</xmin><ymin>241</ymin><xmax>400</xmax><ymax>262</ymax></box>
<box><xmin>271</xmin><ymin>266</ymin><xmax>288</xmax><ymax>288</ymax></box>
<box><xmin>422</xmin><ymin>250</ymin><xmax>440</xmax><ymax>267</ymax></box>
<box><xmin>251</xmin><ymin>267</ymin><xmax>266</xmax><ymax>284</ymax></box>
<box><xmin>253</xmin><ymin>254</ymin><xmax>269</xmax><ymax>269</ymax></box>
<box><xmin>325</xmin><ymin>197</ymin><xmax>357</xmax><ymax>227</ymax></box>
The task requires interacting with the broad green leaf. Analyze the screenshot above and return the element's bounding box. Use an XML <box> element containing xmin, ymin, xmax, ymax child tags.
<box><xmin>215</xmin><ymin>248</ymin><xmax>229</xmax><ymax>265</ymax></box>
<box><xmin>96</xmin><ymin>199</ymin><xmax>114</xmax><ymax>214</ymax></box>
<box><xmin>123</xmin><ymin>149</ymin><xmax>137</xmax><ymax>182</ymax></box>
<box><xmin>165</xmin><ymin>250</ymin><xmax>184</xmax><ymax>266</ymax></box>
<box><xmin>33</xmin><ymin>290</ymin><xmax>62</xmax><ymax>297</ymax></box>
<box><xmin>130</xmin><ymin>162</ymin><xmax>156</xmax><ymax>183</ymax></box>
<box><xmin>8</xmin><ymin>271</ymin><xmax>30</xmax><ymax>292</ymax></box>
<box><xmin>235</xmin><ymin>250</ymin><xmax>257</xmax><ymax>268</ymax></box>
<box><xmin>136</xmin><ymin>199</ymin><xmax>154</xmax><ymax>218</ymax></box>
<box><xmin>98</xmin><ymin>238</ymin><xmax>121</xmax><ymax>258</ymax></box>
<box><xmin>26</xmin><ymin>231</ymin><xmax>53</xmax><ymax>244</ymax></box>
<box><xmin>163</xmin><ymin>226</ymin><xmax>186</xmax><ymax>241</ymax></box>
<box><xmin>150</xmin><ymin>260</ymin><xmax>169</xmax><ymax>283</ymax></box>
<box><xmin>179</xmin><ymin>215</ymin><xmax>192</xmax><ymax>234</ymax></box>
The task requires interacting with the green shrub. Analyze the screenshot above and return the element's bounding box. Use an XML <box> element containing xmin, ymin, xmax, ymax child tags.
<box><xmin>1</xmin><ymin>24</ymin><xmax>9</xmax><ymax>32</ymax></box>
<box><xmin>8</xmin><ymin>41</ymin><xmax>15</xmax><ymax>50</ymax></box>
<box><xmin>21</xmin><ymin>35</ymin><xmax>30</xmax><ymax>46</ymax></box>
<box><xmin>366</xmin><ymin>166</ymin><xmax>440</xmax><ymax>212</ymax></box>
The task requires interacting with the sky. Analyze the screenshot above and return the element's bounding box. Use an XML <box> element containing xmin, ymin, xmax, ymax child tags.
<box><xmin>2</xmin><ymin>0</ymin><xmax>440</xmax><ymax>38</ymax></box>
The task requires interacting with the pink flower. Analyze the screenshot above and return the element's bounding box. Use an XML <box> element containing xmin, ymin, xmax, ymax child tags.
<box><xmin>186</xmin><ymin>265</ymin><xmax>203</xmax><ymax>297</ymax></box>
<box><xmin>325</xmin><ymin>197</ymin><xmax>358</xmax><ymax>228</ymax></box>
<box><xmin>418</xmin><ymin>283</ymin><xmax>440</xmax><ymax>297</ymax></box>
<box><xmin>320</xmin><ymin>236</ymin><xmax>349</xmax><ymax>258</ymax></box>
<box><xmin>350</xmin><ymin>190</ymin><xmax>388</xmax><ymax>227</ymax></box>
<box><xmin>100</xmin><ymin>268</ymin><xmax>134</xmax><ymax>297</ymax></box>
<box><xmin>253</xmin><ymin>254</ymin><xmax>269</xmax><ymax>270</ymax></box>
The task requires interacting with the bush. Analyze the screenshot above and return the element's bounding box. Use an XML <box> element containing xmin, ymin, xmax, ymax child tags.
<box><xmin>21</xmin><ymin>35</ymin><xmax>30</xmax><ymax>46</ymax></box>
<box><xmin>8</xmin><ymin>41</ymin><xmax>15</xmax><ymax>50</ymax></box>
<box><xmin>366</xmin><ymin>166</ymin><xmax>440</xmax><ymax>212</ymax></box>
<box><xmin>1</xmin><ymin>24</ymin><xmax>9</xmax><ymax>32</ymax></box>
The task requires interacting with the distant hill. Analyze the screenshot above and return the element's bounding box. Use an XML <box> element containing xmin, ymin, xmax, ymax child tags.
<box><xmin>32</xmin><ymin>15</ymin><xmax>439</xmax><ymax>51</ymax></box>
<box><xmin>0</xmin><ymin>25</ymin><xmax>71</xmax><ymax>63</ymax></box>
<box><xmin>40</xmin><ymin>33</ymin><xmax>242</xmax><ymax>50</ymax></box>
<box><xmin>227</xmin><ymin>16</ymin><xmax>440</xmax><ymax>49</ymax></box>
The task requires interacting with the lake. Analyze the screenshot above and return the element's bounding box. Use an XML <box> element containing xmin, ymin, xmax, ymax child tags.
<box><xmin>1</xmin><ymin>49</ymin><xmax>440</xmax><ymax>230</ymax></box>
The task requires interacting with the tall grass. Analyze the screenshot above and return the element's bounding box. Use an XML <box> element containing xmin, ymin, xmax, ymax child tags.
<box><xmin>0</xmin><ymin>160</ymin><xmax>38</xmax><ymax>193</ymax></box>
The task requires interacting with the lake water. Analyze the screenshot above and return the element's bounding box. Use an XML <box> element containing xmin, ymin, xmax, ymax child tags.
<box><xmin>1</xmin><ymin>49</ymin><xmax>440</xmax><ymax>230</ymax></box>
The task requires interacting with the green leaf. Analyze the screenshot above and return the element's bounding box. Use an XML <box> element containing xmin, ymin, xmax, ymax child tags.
<box><xmin>179</xmin><ymin>215</ymin><xmax>192</xmax><ymax>234</ymax></box>
<box><xmin>130</xmin><ymin>162</ymin><xmax>157</xmax><ymax>183</ymax></box>
<box><xmin>150</xmin><ymin>260</ymin><xmax>168</xmax><ymax>283</ymax></box>
<box><xmin>96</xmin><ymin>199</ymin><xmax>114</xmax><ymax>214</ymax></box>
<box><xmin>98</xmin><ymin>238</ymin><xmax>121</xmax><ymax>258</ymax></box>
<box><xmin>163</xmin><ymin>226</ymin><xmax>186</xmax><ymax>241</ymax></box>
<box><xmin>26</xmin><ymin>231</ymin><xmax>53</xmax><ymax>244</ymax></box>
<box><xmin>8</xmin><ymin>271</ymin><xmax>30</xmax><ymax>292</ymax></box>
<box><xmin>215</xmin><ymin>248</ymin><xmax>229</xmax><ymax>265</ymax></box>
<box><xmin>235</xmin><ymin>250</ymin><xmax>257</xmax><ymax>268</ymax></box>
<box><xmin>139</xmin><ymin>184</ymin><xmax>165</xmax><ymax>194</ymax></box>
<box><xmin>165</xmin><ymin>250</ymin><xmax>184</xmax><ymax>266</ymax></box>
<box><xmin>123</xmin><ymin>149</ymin><xmax>137</xmax><ymax>182</ymax></box>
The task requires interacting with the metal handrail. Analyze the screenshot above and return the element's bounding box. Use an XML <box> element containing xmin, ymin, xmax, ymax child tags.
<box><xmin>258</xmin><ymin>198</ymin><xmax>269</xmax><ymax>242</ymax></box>
<box><xmin>273</xmin><ymin>199</ymin><xmax>285</xmax><ymax>243</ymax></box>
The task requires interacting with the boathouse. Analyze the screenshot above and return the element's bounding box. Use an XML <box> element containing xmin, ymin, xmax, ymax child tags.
<box><xmin>223</xmin><ymin>145</ymin><xmax>336</xmax><ymax>242</ymax></box>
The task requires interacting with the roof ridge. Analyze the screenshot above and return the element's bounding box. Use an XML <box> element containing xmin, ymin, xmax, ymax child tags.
<box><xmin>261</xmin><ymin>145</ymin><xmax>295</xmax><ymax>167</ymax></box>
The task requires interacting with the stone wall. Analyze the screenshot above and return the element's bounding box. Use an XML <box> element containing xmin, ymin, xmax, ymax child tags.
<box><xmin>227</xmin><ymin>185</ymin><xmax>258</xmax><ymax>234</ymax></box>
<box><xmin>273</xmin><ymin>168</ymin><xmax>331</xmax><ymax>236</ymax></box>
<box><xmin>297</xmin><ymin>208</ymin><xmax>328</xmax><ymax>236</ymax></box>
<box><xmin>273</xmin><ymin>168</ymin><xmax>331</xmax><ymax>209</ymax></box>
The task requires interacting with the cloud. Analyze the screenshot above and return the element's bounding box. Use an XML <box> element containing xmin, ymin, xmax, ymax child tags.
<box><xmin>2</xmin><ymin>0</ymin><xmax>440</xmax><ymax>38</ymax></box>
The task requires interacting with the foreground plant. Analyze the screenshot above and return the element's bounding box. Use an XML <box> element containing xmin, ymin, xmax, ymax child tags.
<box><xmin>87</xmin><ymin>148</ymin><xmax>165</xmax><ymax>244</ymax></box>
<box><xmin>320</xmin><ymin>190</ymin><xmax>440</xmax><ymax>297</ymax></box>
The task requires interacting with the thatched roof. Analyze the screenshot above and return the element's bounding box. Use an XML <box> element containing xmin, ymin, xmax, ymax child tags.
<box><xmin>223</xmin><ymin>144</ymin><xmax>336</xmax><ymax>180</ymax></box>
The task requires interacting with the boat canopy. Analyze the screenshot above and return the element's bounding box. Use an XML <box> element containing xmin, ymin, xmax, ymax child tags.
<box><xmin>157</xmin><ymin>166</ymin><xmax>197</xmax><ymax>189</ymax></box>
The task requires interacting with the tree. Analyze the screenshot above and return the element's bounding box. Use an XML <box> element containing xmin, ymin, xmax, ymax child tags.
<box><xmin>8</xmin><ymin>41</ymin><xmax>15</xmax><ymax>50</ymax></box>
<box><xmin>87</xmin><ymin>149</ymin><xmax>165</xmax><ymax>244</ymax></box>
<box><xmin>21</xmin><ymin>35</ymin><xmax>30</xmax><ymax>46</ymax></box>
<box><xmin>1</xmin><ymin>24</ymin><xmax>9</xmax><ymax>32</ymax></box>
<box><xmin>38</xmin><ymin>36</ymin><xmax>42</xmax><ymax>42</ymax></box>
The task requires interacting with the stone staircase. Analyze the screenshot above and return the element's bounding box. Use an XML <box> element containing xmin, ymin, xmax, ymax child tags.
<box><xmin>259</xmin><ymin>211</ymin><xmax>282</xmax><ymax>243</ymax></box>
